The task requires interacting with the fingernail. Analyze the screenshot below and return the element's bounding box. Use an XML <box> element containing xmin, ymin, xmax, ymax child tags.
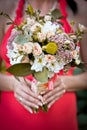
<box><xmin>48</xmin><ymin>105</ymin><xmax>51</xmax><ymax>109</ymax></box>
<box><xmin>29</xmin><ymin>110</ymin><xmax>33</xmax><ymax>114</ymax></box>
<box><xmin>42</xmin><ymin>101</ymin><xmax>47</xmax><ymax>104</ymax></box>
<box><xmin>63</xmin><ymin>89</ymin><xmax>66</xmax><ymax>93</ymax></box>
<box><xmin>35</xmin><ymin>105</ymin><xmax>39</xmax><ymax>109</ymax></box>
<box><xmin>38</xmin><ymin>102</ymin><xmax>43</xmax><ymax>106</ymax></box>
<box><xmin>38</xmin><ymin>95</ymin><xmax>43</xmax><ymax>101</ymax></box>
<box><xmin>34</xmin><ymin>110</ymin><xmax>38</xmax><ymax>114</ymax></box>
<box><xmin>25</xmin><ymin>106</ymin><xmax>33</xmax><ymax>114</ymax></box>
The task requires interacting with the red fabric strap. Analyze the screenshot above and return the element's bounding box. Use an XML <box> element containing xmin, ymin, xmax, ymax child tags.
<box><xmin>15</xmin><ymin>0</ymin><xmax>25</xmax><ymax>24</ymax></box>
<box><xmin>58</xmin><ymin>0</ymin><xmax>67</xmax><ymax>17</ymax></box>
<box><xmin>58</xmin><ymin>0</ymin><xmax>72</xmax><ymax>33</ymax></box>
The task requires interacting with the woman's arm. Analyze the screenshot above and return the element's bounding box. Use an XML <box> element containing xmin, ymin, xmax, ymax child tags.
<box><xmin>61</xmin><ymin>72</ymin><xmax>87</xmax><ymax>91</ymax></box>
<box><xmin>0</xmin><ymin>73</ymin><xmax>42</xmax><ymax>113</ymax></box>
<box><xmin>0</xmin><ymin>73</ymin><xmax>14</xmax><ymax>91</ymax></box>
<box><xmin>80</xmin><ymin>34</ymin><xmax>87</xmax><ymax>68</ymax></box>
<box><xmin>43</xmin><ymin>72</ymin><xmax>87</xmax><ymax>108</ymax></box>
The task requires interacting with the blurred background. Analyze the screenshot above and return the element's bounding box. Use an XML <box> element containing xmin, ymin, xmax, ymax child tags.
<box><xmin>67</xmin><ymin>1</ymin><xmax>87</xmax><ymax>130</ymax></box>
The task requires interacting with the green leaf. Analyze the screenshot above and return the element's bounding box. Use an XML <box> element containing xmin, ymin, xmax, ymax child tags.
<box><xmin>51</xmin><ymin>9</ymin><xmax>64</xmax><ymax>21</ymax></box>
<box><xmin>26</xmin><ymin>4</ymin><xmax>34</xmax><ymax>16</ymax></box>
<box><xmin>7</xmin><ymin>63</ymin><xmax>34</xmax><ymax>76</ymax></box>
<box><xmin>34</xmin><ymin>67</ymin><xmax>48</xmax><ymax>83</ymax></box>
<box><xmin>6</xmin><ymin>22</ymin><xmax>14</xmax><ymax>25</ymax></box>
<box><xmin>14</xmin><ymin>34</ymin><xmax>29</xmax><ymax>45</ymax></box>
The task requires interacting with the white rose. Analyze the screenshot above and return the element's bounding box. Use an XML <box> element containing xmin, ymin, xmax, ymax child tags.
<box><xmin>22</xmin><ymin>42</ymin><xmax>34</xmax><ymax>54</ymax></box>
<box><xmin>30</xmin><ymin>23</ymin><xmax>42</xmax><ymax>33</ymax></box>
<box><xmin>75</xmin><ymin>59</ymin><xmax>80</xmax><ymax>65</ymax></box>
<box><xmin>27</xmin><ymin>17</ymin><xmax>35</xmax><ymax>25</ymax></box>
<box><xmin>37</xmin><ymin>32</ymin><xmax>46</xmax><ymax>42</ymax></box>
<box><xmin>78</xmin><ymin>24</ymin><xmax>87</xmax><ymax>33</ymax></box>
<box><xmin>33</xmin><ymin>42</ymin><xmax>42</xmax><ymax>56</ymax></box>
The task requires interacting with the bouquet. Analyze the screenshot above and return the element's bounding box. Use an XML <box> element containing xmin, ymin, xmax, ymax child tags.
<box><xmin>4</xmin><ymin>5</ymin><xmax>86</xmax><ymax>111</ymax></box>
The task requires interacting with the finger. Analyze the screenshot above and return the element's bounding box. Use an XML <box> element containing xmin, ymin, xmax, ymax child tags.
<box><xmin>21</xmin><ymin>98</ymin><xmax>39</xmax><ymax>109</ymax></box>
<box><xmin>18</xmin><ymin>77</ymin><xmax>31</xmax><ymax>86</ymax></box>
<box><xmin>53</xmin><ymin>77</ymin><xmax>61</xmax><ymax>88</ymax></box>
<box><xmin>15</xmin><ymin>93</ymin><xmax>39</xmax><ymax>109</ymax></box>
<box><xmin>21</xmin><ymin>102</ymin><xmax>33</xmax><ymax>114</ymax></box>
<box><xmin>15</xmin><ymin>90</ymin><xmax>42</xmax><ymax>107</ymax></box>
<box><xmin>44</xmin><ymin>89</ymin><xmax>65</xmax><ymax>104</ymax></box>
<box><xmin>48</xmin><ymin>97</ymin><xmax>60</xmax><ymax>109</ymax></box>
<box><xmin>19</xmin><ymin>81</ymin><xmax>43</xmax><ymax>101</ymax></box>
<box><xmin>24</xmin><ymin>105</ymin><xmax>33</xmax><ymax>114</ymax></box>
<box><xmin>43</xmin><ymin>85</ymin><xmax>64</xmax><ymax>101</ymax></box>
<box><xmin>23</xmin><ymin>79</ymin><xmax>47</xmax><ymax>102</ymax></box>
<box><xmin>48</xmin><ymin>88</ymin><xmax>66</xmax><ymax>109</ymax></box>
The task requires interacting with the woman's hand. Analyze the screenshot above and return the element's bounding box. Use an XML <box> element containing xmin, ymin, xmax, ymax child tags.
<box><xmin>43</xmin><ymin>77</ymin><xmax>66</xmax><ymax>109</ymax></box>
<box><xmin>13</xmin><ymin>77</ymin><xmax>43</xmax><ymax>113</ymax></box>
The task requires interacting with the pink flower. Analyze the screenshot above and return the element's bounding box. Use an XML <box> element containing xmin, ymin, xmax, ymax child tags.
<box><xmin>33</xmin><ymin>43</ymin><xmax>42</xmax><ymax>56</ymax></box>
<box><xmin>45</xmin><ymin>55</ymin><xmax>56</xmax><ymax>63</ymax></box>
<box><xmin>22</xmin><ymin>42</ymin><xmax>34</xmax><ymax>54</ymax></box>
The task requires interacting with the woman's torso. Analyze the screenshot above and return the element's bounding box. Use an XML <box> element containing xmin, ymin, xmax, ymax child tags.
<box><xmin>0</xmin><ymin>0</ymin><xmax>78</xmax><ymax>130</ymax></box>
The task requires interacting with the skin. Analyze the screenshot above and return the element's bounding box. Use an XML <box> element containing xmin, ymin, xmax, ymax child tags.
<box><xmin>43</xmin><ymin>72</ymin><xmax>87</xmax><ymax>108</ymax></box>
<box><xmin>0</xmin><ymin>0</ymin><xmax>87</xmax><ymax>113</ymax></box>
<box><xmin>0</xmin><ymin>74</ymin><xmax>43</xmax><ymax>113</ymax></box>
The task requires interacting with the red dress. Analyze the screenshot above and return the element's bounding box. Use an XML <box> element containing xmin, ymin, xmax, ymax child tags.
<box><xmin>0</xmin><ymin>0</ymin><xmax>78</xmax><ymax>130</ymax></box>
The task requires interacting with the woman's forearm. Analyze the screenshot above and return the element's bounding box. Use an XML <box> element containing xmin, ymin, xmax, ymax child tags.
<box><xmin>61</xmin><ymin>72</ymin><xmax>87</xmax><ymax>92</ymax></box>
<box><xmin>1</xmin><ymin>71</ymin><xmax>87</xmax><ymax>92</ymax></box>
<box><xmin>0</xmin><ymin>73</ymin><xmax>14</xmax><ymax>91</ymax></box>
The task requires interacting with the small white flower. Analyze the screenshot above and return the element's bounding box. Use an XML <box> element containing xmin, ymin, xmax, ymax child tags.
<box><xmin>75</xmin><ymin>59</ymin><xmax>80</xmax><ymax>65</ymax></box>
<box><xmin>44</xmin><ymin>15</ymin><xmax>51</xmax><ymax>22</ymax></box>
<box><xmin>46</xmin><ymin>60</ymin><xmax>63</xmax><ymax>73</ymax></box>
<box><xmin>64</xmin><ymin>40</ymin><xmax>71</xmax><ymax>44</ymax></box>
<box><xmin>41</xmin><ymin>21</ymin><xmax>59</xmax><ymax>35</ymax></box>
<box><xmin>30</xmin><ymin>23</ymin><xmax>42</xmax><ymax>33</ymax></box>
<box><xmin>71</xmin><ymin>46</ymin><xmax>80</xmax><ymax>60</ymax></box>
<box><xmin>12</xmin><ymin>41</ymin><xmax>19</xmax><ymax>50</ymax></box>
<box><xmin>7</xmin><ymin>50</ymin><xmax>23</xmax><ymax>65</ymax></box>
<box><xmin>70</xmin><ymin>34</ymin><xmax>77</xmax><ymax>40</ymax></box>
<box><xmin>78</xmin><ymin>24</ymin><xmax>87</xmax><ymax>33</ymax></box>
<box><xmin>31</xmin><ymin>55</ymin><xmax>46</xmax><ymax>72</ymax></box>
